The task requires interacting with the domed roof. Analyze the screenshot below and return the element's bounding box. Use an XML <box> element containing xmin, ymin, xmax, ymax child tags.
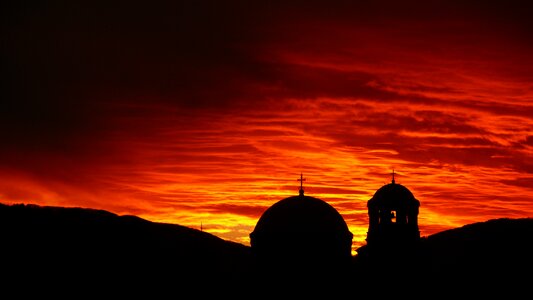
<box><xmin>251</xmin><ymin>195</ymin><xmax>352</xmax><ymax>237</ymax></box>
<box><xmin>368</xmin><ymin>182</ymin><xmax>419</xmax><ymax>210</ymax></box>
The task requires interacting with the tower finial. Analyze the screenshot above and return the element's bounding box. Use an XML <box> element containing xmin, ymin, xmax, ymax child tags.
<box><xmin>391</xmin><ymin>169</ymin><xmax>396</xmax><ymax>184</ymax></box>
<box><xmin>297</xmin><ymin>173</ymin><xmax>306</xmax><ymax>196</ymax></box>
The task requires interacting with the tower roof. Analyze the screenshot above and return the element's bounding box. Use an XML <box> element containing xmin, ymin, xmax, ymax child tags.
<box><xmin>368</xmin><ymin>181</ymin><xmax>420</xmax><ymax>210</ymax></box>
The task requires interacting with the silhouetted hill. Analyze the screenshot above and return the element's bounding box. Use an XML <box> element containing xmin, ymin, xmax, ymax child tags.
<box><xmin>2</xmin><ymin>202</ymin><xmax>531</xmax><ymax>294</ymax></box>
<box><xmin>421</xmin><ymin>218</ymin><xmax>532</xmax><ymax>282</ymax></box>
<box><xmin>415</xmin><ymin>218</ymin><xmax>532</xmax><ymax>295</ymax></box>
<box><xmin>353</xmin><ymin>217</ymin><xmax>532</xmax><ymax>294</ymax></box>
<box><xmin>0</xmin><ymin>203</ymin><xmax>252</xmax><ymax>292</ymax></box>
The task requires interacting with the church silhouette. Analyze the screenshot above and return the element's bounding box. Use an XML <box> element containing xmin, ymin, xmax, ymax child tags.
<box><xmin>249</xmin><ymin>172</ymin><xmax>421</xmax><ymax>278</ymax></box>
<box><xmin>250</xmin><ymin>174</ymin><xmax>353</xmax><ymax>274</ymax></box>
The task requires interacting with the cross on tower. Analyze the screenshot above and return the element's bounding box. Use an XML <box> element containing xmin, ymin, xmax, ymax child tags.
<box><xmin>297</xmin><ymin>173</ymin><xmax>306</xmax><ymax>196</ymax></box>
<box><xmin>391</xmin><ymin>169</ymin><xmax>396</xmax><ymax>184</ymax></box>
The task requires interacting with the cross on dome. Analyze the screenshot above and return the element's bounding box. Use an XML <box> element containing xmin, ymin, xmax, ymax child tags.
<box><xmin>297</xmin><ymin>173</ymin><xmax>306</xmax><ymax>196</ymax></box>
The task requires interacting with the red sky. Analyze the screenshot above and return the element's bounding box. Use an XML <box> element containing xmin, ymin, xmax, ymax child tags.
<box><xmin>2</xmin><ymin>0</ymin><xmax>532</xmax><ymax>251</ymax></box>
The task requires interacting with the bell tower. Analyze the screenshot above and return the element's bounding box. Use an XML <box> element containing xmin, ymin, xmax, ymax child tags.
<box><xmin>367</xmin><ymin>171</ymin><xmax>420</xmax><ymax>246</ymax></box>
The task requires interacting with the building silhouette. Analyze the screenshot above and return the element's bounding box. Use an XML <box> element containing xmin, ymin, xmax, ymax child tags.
<box><xmin>356</xmin><ymin>171</ymin><xmax>421</xmax><ymax>268</ymax></box>
<box><xmin>367</xmin><ymin>171</ymin><xmax>420</xmax><ymax>246</ymax></box>
<box><xmin>249</xmin><ymin>174</ymin><xmax>353</xmax><ymax>275</ymax></box>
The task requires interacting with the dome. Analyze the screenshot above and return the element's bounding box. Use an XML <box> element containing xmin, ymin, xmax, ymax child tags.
<box><xmin>252</xmin><ymin>195</ymin><xmax>351</xmax><ymax>235</ymax></box>
<box><xmin>250</xmin><ymin>194</ymin><xmax>353</xmax><ymax>263</ymax></box>
<box><xmin>368</xmin><ymin>182</ymin><xmax>419</xmax><ymax>210</ymax></box>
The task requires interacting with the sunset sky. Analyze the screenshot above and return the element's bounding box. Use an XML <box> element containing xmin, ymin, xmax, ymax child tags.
<box><xmin>2</xmin><ymin>0</ymin><xmax>532</xmax><ymax>251</ymax></box>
